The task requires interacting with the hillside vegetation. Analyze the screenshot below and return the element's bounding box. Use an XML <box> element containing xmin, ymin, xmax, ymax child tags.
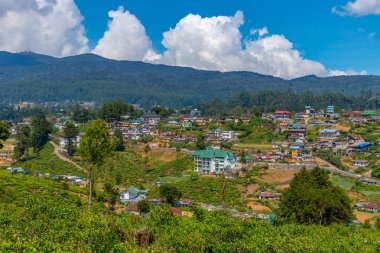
<box><xmin>1</xmin><ymin>170</ymin><xmax>380</xmax><ymax>252</ymax></box>
<box><xmin>0</xmin><ymin>51</ymin><xmax>379</xmax><ymax>107</ymax></box>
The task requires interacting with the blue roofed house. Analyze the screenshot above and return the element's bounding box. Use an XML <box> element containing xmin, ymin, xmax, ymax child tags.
<box><xmin>193</xmin><ymin>147</ymin><xmax>236</xmax><ymax>174</ymax></box>
<box><xmin>319</xmin><ymin>129</ymin><xmax>340</xmax><ymax>139</ymax></box>
<box><xmin>120</xmin><ymin>186</ymin><xmax>148</xmax><ymax>203</ymax></box>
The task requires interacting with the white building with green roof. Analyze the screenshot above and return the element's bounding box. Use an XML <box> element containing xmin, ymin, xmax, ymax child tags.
<box><xmin>193</xmin><ymin>148</ymin><xmax>236</xmax><ymax>174</ymax></box>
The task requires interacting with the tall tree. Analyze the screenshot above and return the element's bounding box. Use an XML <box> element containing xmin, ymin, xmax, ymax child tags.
<box><xmin>196</xmin><ymin>134</ymin><xmax>206</xmax><ymax>150</ymax></box>
<box><xmin>152</xmin><ymin>106</ymin><xmax>170</xmax><ymax>118</ymax></box>
<box><xmin>137</xmin><ymin>199</ymin><xmax>151</xmax><ymax>214</ymax></box>
<box><xmin>99</xmin><ymin>101</ymin><xmax>135</xmax><ymax>122</ymax></box>
<box><xmin>143</xmin><ymin>144</ymin><xmax>151</xmax><ymax>157</ymax></box>
<box><xmin>280</xmin><ymin>167</ymin><xmax>353</xmax><ymax>225</ymax></box>
<box><xmin>62</xmin><ymin>121</ymin><xmax>79</xmax><ymax>157</ymax></box>
<box><xmin>30</xmin><ymin>113</ymin><xmax>51</xmax><ymax>153</ymax></box>
<box><xmin>0</xmin><ymin>121</ymin><xmax>10</xmax><ymax>149</ymax></box>
<box><xmin>78</xmin><ymin>119</ymin><xmax>114</xmax><ymax>207</ymax></box>
<box><xmin>72</xmin><ymin>105</ymin><xmax>94</xmax><ymax>123</ymax></box>
<box><xmin>14</xmin><ymin>126</ymin><xmax>31</xmax><ymax>161</ymax></box>
<box><xmin>159</xmin><ymin>184</ymin><xmax>182</xmax><ymax>206</ymax></box>
<box><xmin>372</xmin><ymin>168</ymin><xmax>380</xmax><ymax>179</ymax></box>
<box><xmin>113</xmin><ymin>129</ymin><xmax>125</xmax><ymax>151</ymax></box>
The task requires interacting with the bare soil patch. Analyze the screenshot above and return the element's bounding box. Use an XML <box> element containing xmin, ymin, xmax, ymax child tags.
<box><xmin>257</xmin><ymin>169</ymin><xmax>298</xmax><ymax>184</ymax></box>
<box><xmin>335</xmin><ymin>124</ymin><xmax>351</xmax><ymax>132</ymax></box>
<box><xmin>355</xmin><ymin>211</ymin><xmax>379</xmax><ymax>224</ymax></box>
<box><xmin>246</xmin><ymin>184</ymin><xmax>260</xmax><ymax>196</ymax></box>
<box><xmin>247</xmin><ymin>201</ymin><xmax>272</xmax><ymax>212</ymax></box>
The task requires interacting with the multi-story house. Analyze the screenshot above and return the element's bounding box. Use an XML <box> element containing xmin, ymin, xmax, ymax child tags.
<box><xmin>274</xmin><ymin>110</ymin><xmax>291</xmax><ymax>121</ymax></box>
<box><xmin>193</xmin><ymin>148</ymin><xmax>236</xmax><ymax>174</ymax></box>
<box><xmin>326</xmin><ymin>105</ymin><xmax>335</xmax><ymax>116</ymax></box>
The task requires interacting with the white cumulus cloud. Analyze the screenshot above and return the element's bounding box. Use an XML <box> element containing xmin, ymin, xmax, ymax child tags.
<box><xmin>0</xmin><ymin>2</ymin><xmax>366</xmax><ymax>80</ymax></box>
<box><xmin>329</xmin><ymin>69</ymin><xmax>368</xmax><ymax>76</ymax></box>
<box><xmin>93</xmin><ymin>7</ymin><xmax>160</xmax><ymax>61</ymax></box>
<box><xmin>333</xmin><ymin>0</ymin><xmax>380</xmax><ymax>16</ymax></box>
<box><xmin>157</xmin><ymin>11</ymin><xmax>328</xmax><ymax>79</ymax></box>
<box><xmin>250</xmin><ymin>27</ymin><xmax>269</xmax><ymax>37</ymax></box>
<box><xmin>0</xmin><ymin>0</ymin><xmax>89</xmax><ymax>57</ymax></box>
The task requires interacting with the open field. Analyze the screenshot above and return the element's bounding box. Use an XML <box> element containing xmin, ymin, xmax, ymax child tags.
<box><xmin>256</xmin><ymin>169</ymin><xmax>298</xmax><ymax>184</ymax></box>
<box><xmin>247</xmin><ymin>201</ymin><xmax>272</xmax><ymax>213</ymax></box>
<box><xmin>354</xmin><ymin>211</ymin><xmax>379</xmax><ymax>224</ymax></box>
<box><xmin>334</xmin><ymin>124</ymin><xmax>351</xmax><ymax>132</ymax></box>
<box><xmin>331</xmin><ymin>176</ymin><xmax>380</xmax><ymax>202</ymax></box>
<box><xmin>132</xmin><ymin>145</ymin><xmax>178</xmax><ymax>162</ymax></box>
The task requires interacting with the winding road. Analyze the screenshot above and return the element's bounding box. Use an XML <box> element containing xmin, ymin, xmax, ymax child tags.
<box><xmin>49</xmin><ymin>141</ymin><xmax>87</xmax><ymax>172</ymax></box>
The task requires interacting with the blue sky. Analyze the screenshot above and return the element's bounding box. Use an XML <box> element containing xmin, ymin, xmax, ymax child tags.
<box><xmin>0</xmin><ymin>0</ymin><xmax>379</xmax><ymax>78</ymax></box>
<box><xmin>74</xmin><ymin>0</ymin><xmax>379</xmax><ymax>74</ymax></box>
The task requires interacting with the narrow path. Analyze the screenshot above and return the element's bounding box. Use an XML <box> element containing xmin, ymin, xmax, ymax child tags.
<box><xmin>49</xmin><ymin>141</ymin><xmax>87</xmax><ymax>173</ymax></box>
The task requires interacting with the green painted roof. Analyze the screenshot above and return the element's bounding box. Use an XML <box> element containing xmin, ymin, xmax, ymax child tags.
<box><xmin>126</xmin><ymin>186</ymin><xmax>148</xmax><ymax>195</ymax></box>
<box><xmin>193</xmin><ymin>150</ymin><xmax>203</xmax><ymax>156</ymax></box>
<box><xmin>245</xmin><ymin>156</ymin><xmax>254</xmax><ymax>161</ymax></box>
<box><xmin>214</xmin><ymin>150</ymin><xmax>227</xmax><ymax>158</ymax></box>
<box><xmin>227</xmin><ymin>152</ymin><xmax>236</xmax><ymax>161</ymax></box>
<box><xmin>193</xmin><ymin>149</ymin><xmax>235</xmax><ymax>160</ymax></box>
<box><xmin>362</xmin><ymin>111</ymin><xmax>376</xmax><ymax>116</ymax></box>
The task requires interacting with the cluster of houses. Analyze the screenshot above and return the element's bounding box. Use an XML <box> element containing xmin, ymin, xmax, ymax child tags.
<box><xmin>205</xmin><ymin>129</ymin><xmax>237</xmax><ymax>143</ymax></box>
<box><xmin>355</xmin><ymin>202</ymin><xmax>380</xmax><ymax>213</ymax></box>
<box><xmin>267</xmin><ymin>105</ymin><xmax>380</xmax><ymax>168</ymax></box>
<box><xmin>5</xmin><ymin>167</ymin><xmax>86</xmax><ymax>186</ymax></box>
<box><xmin>119</xmin><ymin>185</ymin><xmax>273</xmax><ymax>220</ymax></box>
<box><xmin>109</xmin><ymin>120</ymin><xmax>158</xmax><ymax>141</ymax></box>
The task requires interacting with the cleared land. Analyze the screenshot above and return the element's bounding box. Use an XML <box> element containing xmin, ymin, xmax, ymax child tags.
<box><xmin>256</xmin><ymin>169</ymin><xmax>298</xmax><ymax>184</ymax></box>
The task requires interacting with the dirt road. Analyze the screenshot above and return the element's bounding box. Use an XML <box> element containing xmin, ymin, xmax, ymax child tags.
<box><xmin>49</xmin><ymin>141</ymin><xmax>87</xmax><ymax>172</ymax></box>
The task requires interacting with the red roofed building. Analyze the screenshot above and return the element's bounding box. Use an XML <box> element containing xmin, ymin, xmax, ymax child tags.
<box><xmin>171</xmin><ymin>207</ymin><xmax>183</xmax><ymax>216</ymax></box>
<box><xmin>351</xmin><ymin>110</ymin><xmax>362</xmax><ymax>115</ymax></box>
<box><xmin>125</xmin><ymin>203</ymin><xmax>139</xmax><ymax>215</ymax></box>
<box><xmin>275</xmin><ymin>110</ymin><xmax>291</xmax><ymax>121</ymax></box>
<box><xmin>364</xmin><ymin>202</ymin><xmax>380</xmax><ymax>213</ymax></box>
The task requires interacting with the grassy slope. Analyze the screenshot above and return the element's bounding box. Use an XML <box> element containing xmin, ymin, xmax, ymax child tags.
<box><xmin>1</xmin><ymin>157</ymin><xmax>380</xmax><ymax>252</ymax></box>
<box><xmin>14</xmin><ymin>144</ymin><xmax>86</xmax><ymax>177</ymax></box>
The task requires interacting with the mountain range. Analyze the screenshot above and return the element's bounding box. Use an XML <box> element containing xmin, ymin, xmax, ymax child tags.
<box><xmin>0</xmin><ymin>51</ymin><xmax>379</xmax><ymax>107</ymax></box>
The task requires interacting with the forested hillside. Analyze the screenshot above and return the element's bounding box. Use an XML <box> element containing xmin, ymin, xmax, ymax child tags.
<box><xmin>199</xmin><ymin>90</ymin><xmax>380</xmax><ymax>115</ymax></box>
<box><xmin>0</xmin><ymin>51</ymin><xmax>379</xmax><ymax>107</ymax></box>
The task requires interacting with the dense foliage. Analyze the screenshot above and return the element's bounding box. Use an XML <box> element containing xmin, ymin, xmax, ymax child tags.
<box><xmin>281</xmin><ymin>167</ymin><xmax>354</xmax><ymax>225</ymax></box>
<box><xmin>99</xmin><ymin>101</ymin><xmax>136</xmax><ymax>122</ymax></box>
<box><xmin>0</xmin><ymin>52</ymin><xmax>379</xmax><ymax>107</ymax></box>
<box><xmin>0</xmin><ymin>171</ymin><xmax>380</xmax><ymax>252</ymax></box>
<box><xmin>199</xmin><ymin>90</ymin><xmax>380</xmax><ymax>115</ymax></box>
<box><xmin>78</xmin><ymin>119</ymin><xmax>114</xmax><ymax>205</ymax></box>
<box><xmin>372</xmin><ymin>168</ymin><xmax>380</xmax><ymax>179</ymax></box>
<box><xmin>30</xmin><ymin>113</ymin><xmax>52</xmax><ymax>153</ymax></box>
<box><xmin>0</xmin><ymin>121</ymin><xmax>9</xmax><ymax>149</ymax></box>
<box><xmin>159</xmin><ymin>184</ymin><xmax>182</xmax><ymax>205</ymax></box>
<box><xmin>14</xmin><ymin>126</ymin><xmax>32</xmax><ymax>161</ymax></box>
<box><xmin>62</xmin><ymin>121</ymin><xmax>79</xmax><ymax>156</ymax></box>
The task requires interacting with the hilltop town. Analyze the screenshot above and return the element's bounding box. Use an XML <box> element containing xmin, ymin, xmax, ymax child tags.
<box><xmin>1</xmin><ymin>101</ymin><xmax>380</xmax><ymax>226</ymax></box>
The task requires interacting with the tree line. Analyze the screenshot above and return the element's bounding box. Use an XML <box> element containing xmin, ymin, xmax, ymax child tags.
<box><xmin>198</xmin><ymin>91</ymin><xmax>380</xmax><ymax>116</ymax></box>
